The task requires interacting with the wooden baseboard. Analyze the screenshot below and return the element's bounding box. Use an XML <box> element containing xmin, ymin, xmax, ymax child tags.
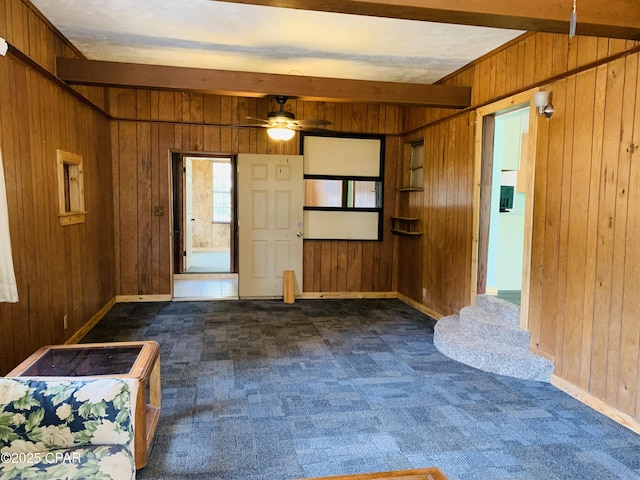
<box><xmin>116</xmin><ymin>294</ymin><xmax>172</xmax><ymax>302</ymax></box>
<box><xmin>551</xmin><ymin>374</ymin><xmax>640</xmax><ymax>435</ymax></box>
<box><xmin>65</xmin><ymin>297</ymin><xmax>117</xmax><ymax>345</ymax></box>
<box><xmin>299</xmin><ymin>292</ymin><xmax>397</xmax><ymax>299</ymax></box>
<box><xmin>529</xmin><ymin>345</ymin><xmax>555</xmax><ymax>362</ymax></box>
<box><xmin>396</xmin><ymin>293</ymin><xmax>443</xmax><ymax>320</ymax></box>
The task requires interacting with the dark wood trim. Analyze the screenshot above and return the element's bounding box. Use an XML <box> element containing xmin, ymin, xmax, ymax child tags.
<box><xmin>477</xmin><ymin>115</ymin><xmax>495</xmax><ymax>295</ymax></box>
<box><xmin>230</xmin><ymin>155</ymin><xmax>237</xmax><ymax>274</ymax></box>
<box><xmin>215</xmin><ymin>0</ymin><xmax>640</xmax><ymax>40</ymax></box>
<box><xmin>56</xmin><ymin>58</ymin><xmax>472</xmax><ymax>108</ymax></box>
<box><xmin>171</xmin><ymin>153</ymin><xmax>185</xmax><ymax>275</ymax></box>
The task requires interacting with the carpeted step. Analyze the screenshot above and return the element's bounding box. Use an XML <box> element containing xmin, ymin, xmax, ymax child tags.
<box><xmin>474</xmin><ymin>294</ymin><xmax>520</xmax><ymax>328</ymax></box>
<box><xmin>459</xmin><ymin>305</ymin><xmax>530</xmax><ymax>348</ymax></box>
<box><xmin>433</xmin><ymin>314</ymin><xmax>554</xmax><ymax>382</ymax></box>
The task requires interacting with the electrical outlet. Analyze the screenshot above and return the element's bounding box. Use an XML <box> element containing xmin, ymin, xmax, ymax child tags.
<box><xmin>63</xmin><ymin>315</ymin><xmax>68</xmax><ymax>329</ymax></box>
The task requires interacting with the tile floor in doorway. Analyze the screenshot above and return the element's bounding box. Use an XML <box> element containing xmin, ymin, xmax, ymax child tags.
<box><xmin>186</xmin><ymin>250</ymin><xmax>231</xmax><ymax>273</ymax></box>
<box><xmin>173</xmin><ymin>275</ymin><xmax>238</xmax><ymax>300</ymax></box>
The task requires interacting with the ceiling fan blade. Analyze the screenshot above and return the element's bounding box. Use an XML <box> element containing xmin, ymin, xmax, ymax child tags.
<box><xmin>245</xmin><ymin>116</ymin><xmax>271</xmax><ymax>124</ymax></box>
<box><xmin>232</xmin><ymin>123</ymin><xmax>270</xmax><ymax>129</ymax></box>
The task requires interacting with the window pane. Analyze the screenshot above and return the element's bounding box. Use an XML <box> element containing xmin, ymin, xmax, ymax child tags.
<box><xmin>213</xmin><ymin>162</ymin><xmax>231</xmax><ymax>177</ymax></box>
<box><xmin>212</xmin><ymin>161</ymin><xmax>232</xmax><ymax>223</ymax></box>
<box><xmin>213</xmin><ymin>209</ymin><xmax>230</xmax><ymax>223</ymax></box>
<box><xmin>304</xmin><ymin>179</ymin><xmax>343</xmax><ymax>207</ymax></box>
<box><xmin>410</xmin><ymin>167</ymin><xmax>423</xmax><ymax>189</ymax></box>
<box><xmin>213</xmin><ymin>178</ymin><xmax>231</xmax><ymax>192</ymax></box>
<box><xmin>352</xmin><ymin>181</ymin><xmax>379</xmax><ymax>208</ymax></box>
<box><xmin>410</xmin><ymin>142</ymin><xmax>424</xmax><ymax>169</ymax></box>
<box><xmin>305</xmin><ymin>179</ymin><xmax>381</xmax><ymax>208</ymax></box>
<box><xmin>409</xmin><ymin>141</ymin><xmax>424</xmax><ymax>189</ymax></box>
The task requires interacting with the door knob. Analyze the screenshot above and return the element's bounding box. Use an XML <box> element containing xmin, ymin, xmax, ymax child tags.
<box><xmin>296</xmin><ymin>231</ymin><xmax>303</xmax><ymax>237</ymax></box>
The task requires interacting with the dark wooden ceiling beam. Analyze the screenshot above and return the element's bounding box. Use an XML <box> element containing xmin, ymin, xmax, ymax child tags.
<box><xmin>215</xmin><ymin>0</ymin><xmax>640</xmax><ymax>40</ymax></box>
<box><xmin>56</xmin><ymin>58</ymin><xmax>471</xmax><ymax>108</ymax></box>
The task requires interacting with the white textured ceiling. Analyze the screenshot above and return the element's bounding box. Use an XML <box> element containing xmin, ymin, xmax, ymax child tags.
<box><xmin>32</xmin><ymin>0</ymin><xmax>524</xmax><ymax>84</ymax></box>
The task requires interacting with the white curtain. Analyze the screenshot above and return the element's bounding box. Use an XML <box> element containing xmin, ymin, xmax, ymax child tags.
<box><xmin>0</xmin><ymin>148</ymin><xmax>18</xmax><ymax>302</ymax></box>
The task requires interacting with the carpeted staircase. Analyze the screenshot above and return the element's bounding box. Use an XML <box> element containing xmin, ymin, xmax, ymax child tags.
<box><xmin>434</xmin><ymin>294</ymin><xmax>554</xmax><ymax>382</ymax></box>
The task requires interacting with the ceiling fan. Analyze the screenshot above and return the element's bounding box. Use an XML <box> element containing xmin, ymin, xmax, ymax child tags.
<box><xmin>244</xmin><ymin>95</ymin><xmax>331</xmax><ymax>140</ymax></box>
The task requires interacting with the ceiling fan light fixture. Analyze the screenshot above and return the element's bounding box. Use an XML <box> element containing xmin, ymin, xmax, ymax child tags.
<box><xmin>267</xmin><ymin>126</ymin><xmax>295</xmax><ymax>141</ymax></box>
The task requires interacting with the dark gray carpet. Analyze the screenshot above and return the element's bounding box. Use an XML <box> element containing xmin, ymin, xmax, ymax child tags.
<box><xmin>82</xmin><ymin>299</ymin><xmax>640</xmax><ymax>480</ymax></box>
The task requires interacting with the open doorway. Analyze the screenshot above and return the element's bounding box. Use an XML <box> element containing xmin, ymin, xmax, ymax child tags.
<box><xmin>486</xmin><ymin>106</ymin><xmax>530</xmax><ymax>306</ymax></box>
<box><xmin>171</xmin><ymin>153</ymin><xmax>238</xmax><ymax>300</ymax></box>
<box><xmin>472</xmin><ymin>89</ymin><xmax>540</xmax><ymax>329</ymax></box>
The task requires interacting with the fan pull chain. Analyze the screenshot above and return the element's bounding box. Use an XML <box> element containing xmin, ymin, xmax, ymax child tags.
<box><xmin>569</xmin><ymin>0</ymin><xmax>577</xmax><ymax>38</ymax></box>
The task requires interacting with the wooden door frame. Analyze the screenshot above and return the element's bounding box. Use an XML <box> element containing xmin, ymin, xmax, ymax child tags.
<box><xmin>170</xmin><ymin>151</ymin><xmax>238</xmax><ymax>276</ymax></box>
<box><xmin>470</xmin><ymin>88</ymin><xmax>541</xmax><ymax>330</ymax></box>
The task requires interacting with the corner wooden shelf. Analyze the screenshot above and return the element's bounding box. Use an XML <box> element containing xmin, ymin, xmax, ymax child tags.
<box><xmin>390</xmin><ymin>216</ymin><xmax>422</xmax><ymax>236</ymax></box>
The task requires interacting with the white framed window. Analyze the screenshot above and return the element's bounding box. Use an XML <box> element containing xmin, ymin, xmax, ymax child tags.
<box><xmin>212</xmin><ymin>160</ymin><xmax>232</xmax><ymax>223</ymax></box>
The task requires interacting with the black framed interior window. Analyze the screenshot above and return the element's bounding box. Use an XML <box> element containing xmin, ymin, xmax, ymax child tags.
<box><xmin>301</xmin><ymin>132</ymin><xmax>384</xmax><ymax>240</ymax></box>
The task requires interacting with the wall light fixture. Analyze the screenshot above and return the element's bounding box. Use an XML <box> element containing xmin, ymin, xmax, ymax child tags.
<box><xmin>534</xmin><ymin>91</ymin><xmax>554</xmax><ymax>118</ymax></box>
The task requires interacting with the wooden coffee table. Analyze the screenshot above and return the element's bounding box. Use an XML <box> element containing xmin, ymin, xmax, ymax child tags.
<box><xmin>7</xmin><ymin>341</ymin><xmax>161</xmax><ymax>470</ymax></box>
<box><xmin>302</xmin><ymin>468</ymin><xmax>448</xmax><ymax>480</ymax></box>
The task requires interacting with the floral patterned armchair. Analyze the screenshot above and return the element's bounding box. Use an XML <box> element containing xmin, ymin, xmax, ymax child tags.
<box><xmin>0</xmin><ymin>377</ymin><xmax>137</xmax><ymax>480</ymax></box>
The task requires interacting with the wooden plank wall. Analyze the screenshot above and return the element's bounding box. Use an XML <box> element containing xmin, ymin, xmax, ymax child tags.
<box><xmin>398</xmin><ymin>33</ymin><xmax>640</xmax><ymax>421</ymax></box>
<box><xmin>404</xmin><ymin>33</ymin><xmax>639</xmax><ymax>131</ymax></box>
<box><xmin>0</xmin><ymin>0</ymin><xmax>115</xmax><ymax>374</ymax></box>
<box><xmin>394</xmin><ymin>115</ymin><xmax>474</xmax><ymax>314</ymax></box>
<box><xmin>1</xmin><ymin>0</ymin><xmax>107</xmax><ymax>110</ymax></box>
<box><xmin>108</xmin><ymin>90</ymin><xmax>401</xmax><ymax>295</ymax></box>
<box><xmin>530</xmin><ymin>51</ymin><xmax>640</xmax><ymax>421</ymax></box>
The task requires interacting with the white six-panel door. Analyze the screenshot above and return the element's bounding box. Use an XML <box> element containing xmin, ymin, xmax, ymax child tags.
<box><xmin>238</xmin><ymin>154</ymin><xmax>303</xmax><ymax>298</ymax></box>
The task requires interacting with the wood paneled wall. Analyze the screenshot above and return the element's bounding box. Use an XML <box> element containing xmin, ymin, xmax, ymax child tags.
<box><xmin>529</xmin><ymin>51</ymin><xmax>640</xmax><ymax>420</ymax></box>
<box><xmin>394</xmin><ymin>114</ymin><xmax>475</xmax><ymax>315</ymax></box>
<box><xmin>108</xmin><ymin>89</ymin><xmax>401</xmax><ymax>295</ymax></box>
<box><xmin>397</xmin><ymin>32</ymin><xmax>640</xmax><ymax>422</ymax></box>
<box><xmin>1</xmin><ymin>0</ymin><xmax>108</xmax><ymax>110</ymax></box>
<box><xmin>404</xmin><ymin>33</ymin><xmax>640</xmax><ymax>131</ymax></box>
<box><xmin>0</xmin><ymin>0</ymin><xmax>114</xmax><ymax>374</ymax></box>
